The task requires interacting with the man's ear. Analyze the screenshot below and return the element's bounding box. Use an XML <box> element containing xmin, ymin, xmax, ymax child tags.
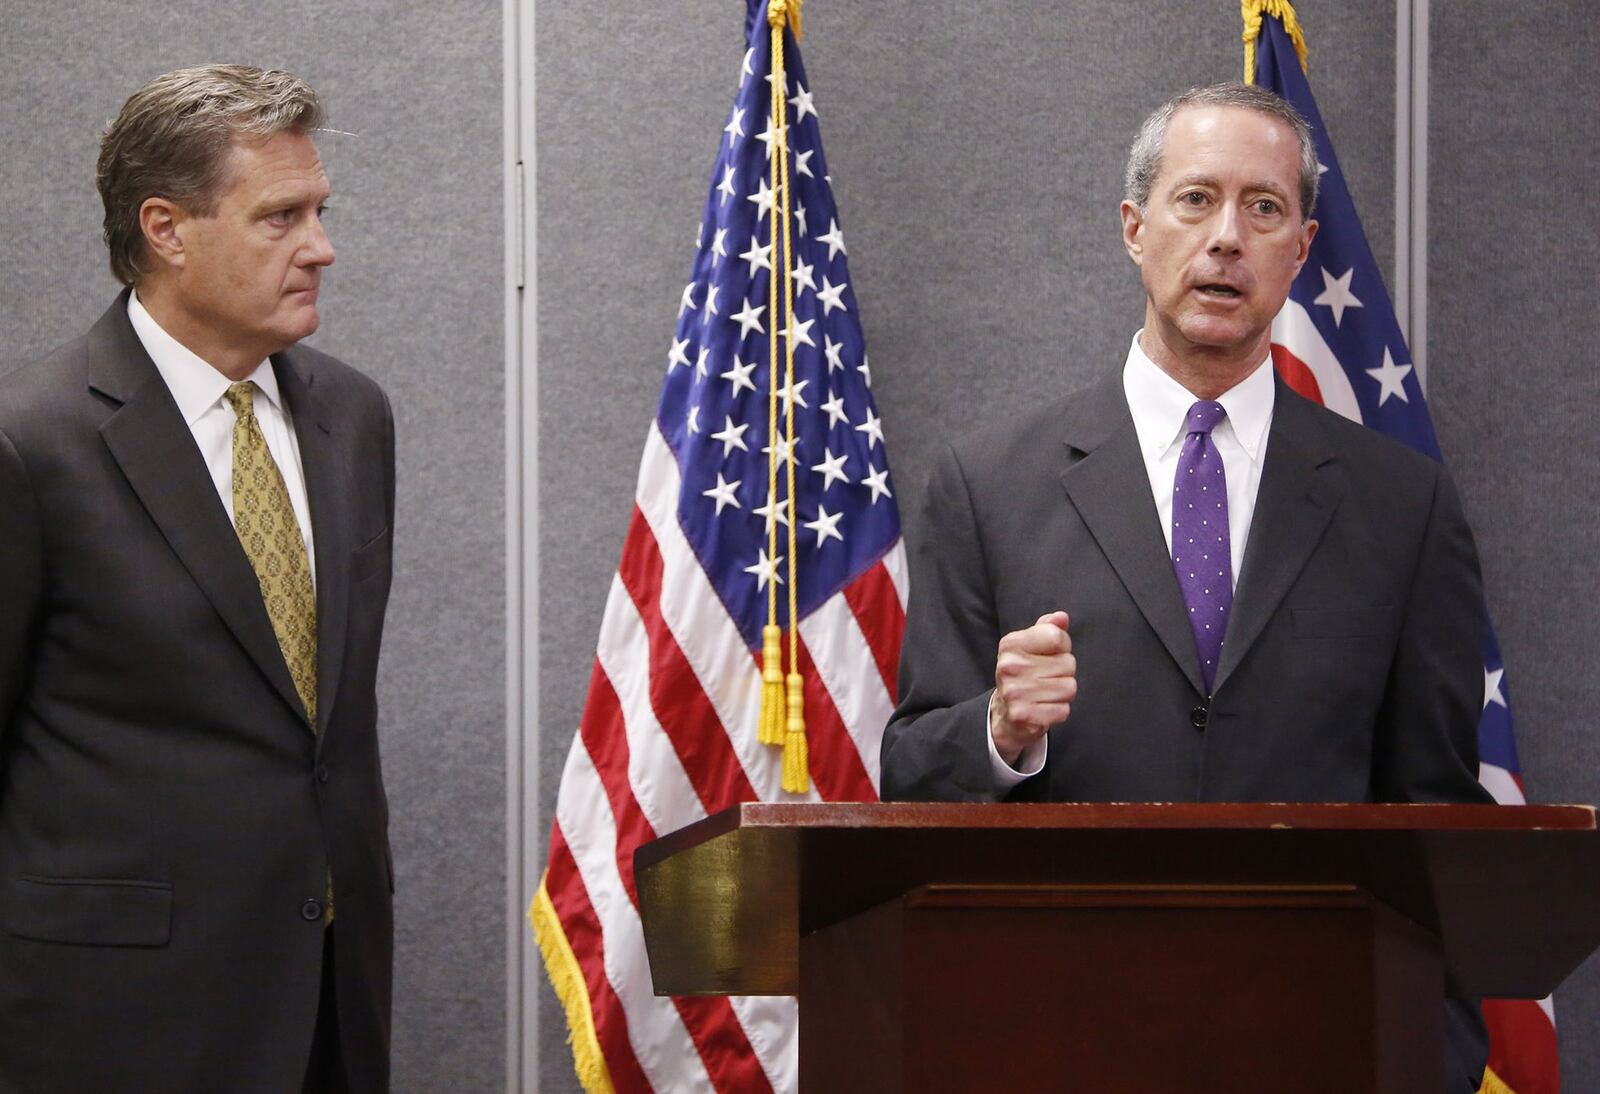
<box><xmin>1119</xmin><ymin>200</ymin><xmax>1145</xmax><ymax>266</ymax></box>
<box><xmin>138</xmin><ymin>197</ymin><xmax>190</xmax><ymax>272</ymax></box>
<box><xmin>1293</xmin><ymin>217</ymin><xmax>1319</xmax><ymax>275</ymax></box>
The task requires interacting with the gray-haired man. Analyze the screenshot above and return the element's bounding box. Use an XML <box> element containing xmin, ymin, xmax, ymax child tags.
<box><xmin>0</xmin><ymin>65</ymin><xmax>394</xmax><ymax>1092</ymax></box>
<box><xmin>884</xmin><ymin>82</ymin><xmax>1490</xmax><ymax>1091</ymax></box>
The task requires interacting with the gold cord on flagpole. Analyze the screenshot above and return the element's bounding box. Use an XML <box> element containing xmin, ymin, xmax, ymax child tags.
<box><xmin>773</xmin><ymin>10</ymin><xmax>808</xmax><ymax>794</ymax></box>
<box><xmin>1242</xmin><ymin>0</ymin><xmax>1309</xmax><ymax>82</ymax></box>
<box><xmin>758</xmin><ymin>15</ymin><xmax>786</xmax><ymax>748</ymax></box>
<box><xmin>761</xmin><ymin>0</ymin><xmax>810</xmax><ymax>792</ymax></box>
<box><xmin>758</xmin><ymin>1</ymin><xmax>797</xmax><ymax>750</ymax></box>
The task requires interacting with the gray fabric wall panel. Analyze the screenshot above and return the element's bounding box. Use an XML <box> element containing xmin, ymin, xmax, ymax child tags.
<box><xmin>15</xmin><ymin>0</ymin><xmax>1594</xmax><ymax>1088</ymax></box>
<box><xmin>1431</xmin><ymin>4</ymin><xmax>1600</xmax><ymax>1089</ymax></box>
<box><xmin>0</xmin><ymin>4</ymin><xmax>504</xmax><ymax>1092</ymax></box>
<box><xmin>536</xmin><ymin>2</ymin><xmax>1395</xmax><ymax>1090</ymax></box>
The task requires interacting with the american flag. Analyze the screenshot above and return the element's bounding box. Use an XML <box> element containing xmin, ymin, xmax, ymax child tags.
<box><xmin>1251</xmin><ymin>11</ymin><xmax>1558</xmax><ymax>1093</ymax></box>
<box><xmin>531</xmin><ymin>1</ymin><xmax>907</xmax><ymax>1089</ymax></box>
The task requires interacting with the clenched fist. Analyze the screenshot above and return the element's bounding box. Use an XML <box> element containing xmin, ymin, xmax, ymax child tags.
<box><xmin>990</xmin><ymin>611</ymin><xmax>1077</xmax><ymax>764</ymax></box>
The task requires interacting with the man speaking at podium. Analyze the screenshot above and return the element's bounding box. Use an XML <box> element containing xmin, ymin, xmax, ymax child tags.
<box><xmin>882</xmin><ymin>83</ymin><xmax>1490</xmax><ymax>1091</ymax></box>
<box><xmin>0</xmin><ymin>66</ymin><xmax>395</xmax><ymax>1091</ymax></box>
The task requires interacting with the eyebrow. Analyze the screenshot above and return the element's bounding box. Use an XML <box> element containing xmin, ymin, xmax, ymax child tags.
<box><xmin>250</xmin><ymin>187</ymin><xmax>332</xmax><ymax>214</ymax></box>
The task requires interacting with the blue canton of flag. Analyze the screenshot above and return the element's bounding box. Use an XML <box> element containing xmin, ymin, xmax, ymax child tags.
<box><xmin>1254</xmin><ymin>14</ymin><xmax>1556</xmax><ymax>1092</ymax></box>
<box><xmin>659</xmin><ymin>3</ymin><xmax>900</xmax><ymax>649</ymax></box>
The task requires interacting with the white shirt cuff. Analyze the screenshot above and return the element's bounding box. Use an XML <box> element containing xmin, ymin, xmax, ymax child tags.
<box><xmin>985</xmin><ymin>690</ymin><xmax>1047</xmax><ymax>790</ymax></box>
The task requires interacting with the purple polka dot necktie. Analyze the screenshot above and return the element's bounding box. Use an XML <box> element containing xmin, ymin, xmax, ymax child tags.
<box><xmin>1171</xmin><ymin>400</ymin><xmax>1231</xmax><ymax>693</ymax></box>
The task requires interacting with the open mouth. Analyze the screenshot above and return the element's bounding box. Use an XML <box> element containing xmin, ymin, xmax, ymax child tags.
<box><xmin>1195</xmin><ymin>284</ymin><xmax>1242</xmax><ymax>298</ymax></box>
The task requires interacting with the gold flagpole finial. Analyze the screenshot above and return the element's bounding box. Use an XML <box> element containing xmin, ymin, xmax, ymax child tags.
<box><xmin>1242</xmin><ymin>0</ymin><xmax>1309</xmax><ymax>83</ymax></box>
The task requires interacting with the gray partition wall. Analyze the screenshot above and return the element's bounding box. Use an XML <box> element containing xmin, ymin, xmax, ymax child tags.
<box><xmin>0</xmin><ymin>3</ymin><xmax>506</xmax><ymax>1092</ymax></box>
<box><xmin>3</xmin><ymin>1</ymin><xmax>1598</xmax><ymax>1091</ymax></box>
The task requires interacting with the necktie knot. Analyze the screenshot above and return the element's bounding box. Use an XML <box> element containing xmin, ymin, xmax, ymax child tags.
<box><xmin>225</xmin><ymin>381</ymin><xmax>257</xmax><ymax>421</ymax></box>
<box><xmin>1186</xmin><ymin>400</ymin><xmax>1227</xmax><ymax>436</ymax></box>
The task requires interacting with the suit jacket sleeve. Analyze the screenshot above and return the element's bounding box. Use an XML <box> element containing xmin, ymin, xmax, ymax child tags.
<box><xmin>882</xmin><ymin>441</ymin><xmax>1036</xmax><ymax>801</ymax></box>
<box><xmin>0</xmin><ymin>425</ymin><xmax>44</xmax><ymax>742</ymax></box>
<box><xmin>1372</xmin><ymin>462</ymin><xmax>1493</xmax><ymax>806</ymax></box>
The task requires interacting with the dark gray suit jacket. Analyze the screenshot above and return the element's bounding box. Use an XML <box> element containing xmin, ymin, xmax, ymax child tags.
<box><xmin>882</xmin><ymin>367</ymin><xmax>1492</xmax><ymax>1088</ymax></box>
<box><xmin>884</xmin><ymin>367</ymin><xmax>1490</xmax><ymax>806</ymax></box>
<box><xmin>0</xmin><ymin>294</ymin><xmax>396</xmax><ymax>1092</ymax></box>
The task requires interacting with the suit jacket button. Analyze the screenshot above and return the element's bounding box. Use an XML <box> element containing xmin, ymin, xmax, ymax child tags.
<box><xmin>317</xmin><ymin>765</ymin><xmax>330</xmax><ymax>784</ymax></box>
<box><xmin>1190</xmin><ymin>706</ymin><xmax>1209</xmax><ymax>730</ymax></box>
<box><xmin>301</xmin><ymin>899</ymin><xmax>324</xmax><ymax>922</ymax></box>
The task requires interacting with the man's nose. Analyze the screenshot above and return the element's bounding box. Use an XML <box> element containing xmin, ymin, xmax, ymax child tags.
<box><xmin>1206</xmin><ymin>203</ymin><xmax>1242</xmax><ymax>255</ymax></box>
<box><xmin>301</xmin><ymin>215</ymin><xmax>336</xmax><ymax>267</ymax></box>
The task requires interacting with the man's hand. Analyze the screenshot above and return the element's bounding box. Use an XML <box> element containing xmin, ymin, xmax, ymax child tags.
<box><xmin>991</xmin><ymin>611</ymin><xmax>1076</xmax><ymax>765</ymax></box>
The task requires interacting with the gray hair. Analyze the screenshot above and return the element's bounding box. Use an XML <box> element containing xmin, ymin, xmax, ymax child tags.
<box><xmin>97</xmin><ymin>64</ymin><xmax>324</xmax><ymax>285</ymax></box>
<box><xmin>1124</xmin><ymin>82</ymin><xmax>1319</xmax><ymax>222</ymax></box>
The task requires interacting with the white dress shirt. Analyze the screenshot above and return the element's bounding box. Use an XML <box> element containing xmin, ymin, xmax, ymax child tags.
<box><xmin>987</xmin><ymin>334</ymin><xmax>1276</xmax><ymax>790</ymax></box>
<box><xmin>127</xmin><ymin>291</ymin><xmax>317</xmax><ymax>585</ymax></box>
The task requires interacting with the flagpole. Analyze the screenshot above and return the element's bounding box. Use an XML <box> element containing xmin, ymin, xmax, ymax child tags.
<box><xmin>505</xmin><ymin>0</ymin><xmax>540</xmax><ymax>1084</ymax></box>
<box><xmin>1400</xmin><ymin>0</ymin><xmax>1429</xmax><ymax>389</ymax></box>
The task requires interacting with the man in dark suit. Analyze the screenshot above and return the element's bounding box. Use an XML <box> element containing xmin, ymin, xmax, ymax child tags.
<box><xmin>0</xmin><ymin>65</ymin><xmax>394</xmax><ymax>1092</ymax></box>
<box><xmin>882</xmin><ymin>83</ymin><xmax>1489</xmax><ymax>1090</ymax></box>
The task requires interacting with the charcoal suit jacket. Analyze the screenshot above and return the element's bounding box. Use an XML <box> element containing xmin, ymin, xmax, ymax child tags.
<box><xmin>0</xmin><ymin>292</ymin><xmax>395</xmax><ymax>1092</ymax></box>
<box><xmin>882</xmin><ymin>366</ymin><xmax>1492</xmax><ymax>1090</ymax></box>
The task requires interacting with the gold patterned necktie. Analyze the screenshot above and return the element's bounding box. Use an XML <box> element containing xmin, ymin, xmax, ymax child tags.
<box><xmin>225</xmin><ymin>381</ymin><xmax>318</xmax><ymax>727</ymax></box>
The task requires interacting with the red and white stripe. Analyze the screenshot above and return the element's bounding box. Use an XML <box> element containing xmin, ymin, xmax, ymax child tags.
<box><xmin>544</xmin><ymin>420</ymin><xmax>907</xmax><ymax>1092</ymax></box>
<box><xmin>1270</xmin><ymin>298</ymin><xmax>1364</xmax><ymax>424</ymax></box>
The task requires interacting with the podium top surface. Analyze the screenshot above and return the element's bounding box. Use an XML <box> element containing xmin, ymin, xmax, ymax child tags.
<box><xmin>639</xmin><ymin>801</ymin><xmax>1593</xmax><ymax>861</ymax></box>
<box><xmin>635</xmin><ymin>802</ymin><xmax>1599</xmax><ymax>998</ymax></box>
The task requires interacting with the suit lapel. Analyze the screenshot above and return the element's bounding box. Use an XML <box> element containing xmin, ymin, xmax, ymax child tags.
<box><xmin>89</xmin><ymin>298</ymin><xmax>310</xmax><ymax>725</ymax></box>
<box><xmin>1211</xmin><ymin>381</ymin><xmax>1343</xmax><ymax>692</ymax></box>
<box><xmin>1057</xmin><ymin>371</ymin><xmax>1207</xmax><ymax>696</ymax></box>
<box><xmin>274</xmin><ymin>350</ymin><xmax>351</xmax><ymax>739</ymax></box>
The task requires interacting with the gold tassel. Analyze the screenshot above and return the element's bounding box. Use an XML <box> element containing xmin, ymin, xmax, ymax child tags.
<box><xmin>781</xmin><ymin>671</ymin><xmax>809</xmax><ymax>793</ymax></box>
<box><xmin>1242</xmin><ymin>0</ymin><xmax>1309</xmax><ymax>83</ymax></box>
<box><xmin>759</xmin><ymin>624</ymin><xmax>786</xmax><ymax>745</ymax></box>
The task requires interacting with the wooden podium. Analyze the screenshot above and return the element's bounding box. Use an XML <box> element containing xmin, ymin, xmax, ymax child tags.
<box><xmin>635</xmin><ymin>802</ymin><xmax>1600</xmax><ymax>1092</ymax></box>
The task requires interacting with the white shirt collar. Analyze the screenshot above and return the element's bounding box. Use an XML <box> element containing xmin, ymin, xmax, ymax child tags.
<box><xmin>1121</xmin><ymin>332</ymin><xmax>1275</xmax><ymax>461</ymax></box>
<box><xmin>127</xmin><ymin>291</ymin><xmax>282</xmax><ymax>424</ymax></box>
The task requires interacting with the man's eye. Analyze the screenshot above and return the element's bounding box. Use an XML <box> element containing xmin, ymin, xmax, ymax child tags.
<box><xmin>1180</xmin><ymin>192</ymin><xmax>1207</xmax><ymax>206</ymax></box>
<box><xmin>265</xmin><ymin>210</ymin><xmax>292</xmax><ymax>226</ymax></box>
<box><xmin>1255</xmin><ymin>199</ymin><xmax>1280</xmax><ymax>215</ymax></box>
